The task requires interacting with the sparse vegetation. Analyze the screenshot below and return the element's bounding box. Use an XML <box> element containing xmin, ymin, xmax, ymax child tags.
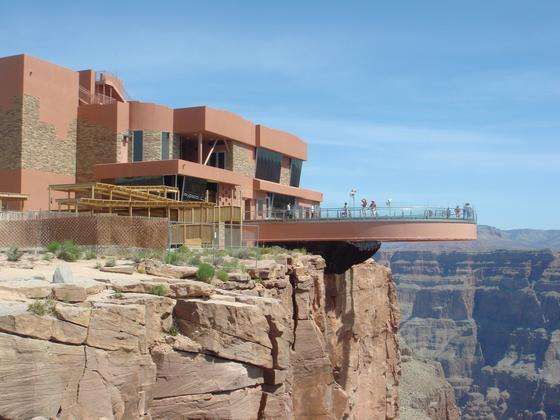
<box><xmin>94</xmin><ymin>261</ymin><xmax>102</xmax><ymax>269</ymax></box>
<box><xmin>27</xmin><ymin>298</ymin><xmax>56</xmax><ymax>316</ymax></box>
<box><xmin>49</xmin><ymin>240</ymin><xmax>82</xmax><ymax>262</ymax></box>
<box><xmin>137</xmin><ymin>265</ymin><xmax>146</xmax><ymax>274</ymax></box>
<box><xmin>216</xmin><ymin>270</ymin><xmax>229</xmax><ymax>282</ymax></box>
<box><xmin>84</xmin><ymin>249</ymin><xmax>97</xmax><ymax>260</ymax></box>
<box><xmin>150</xmin><ymin>284</ymin><xmax>168</xmax><ymax>296</ymax></box>
<box><xmin>112</xmin><ymin>290</ymin><xmax>124</xmax><ymax>298</ymax></box>
<box><xmin>104</xmin><ymin>258</ymin><xmax>116</xmax><ymax>267</ymax></box>
<box><xmin>168</xmin><ymin>322</ymin><xmax>179</xmax><ymax>336</ymax></box>
<box><xmin>132</xmin><ymin>249</ymin><xmax>164</xmax><ymax>263</ymax></box>
<box><xmin>7</xmin><ymin>246</ymin><xmax>24</xmax><ymax>262</ymax></box>
<box><xmin>42</xmin><ymin>253</ymin><xmax>53</xmax><ymax>262</ymax></box>
<box><xmin>196</xmin><ymin>263</ymin><xmax>215</xmax><ymax>282</ymax></box>
<box><xmin>46</xmin><ymin>241</ymin><xmax>61</xmax><ymax>253</ymax></box>
<box><xmin>164</xmin><ymin>250</ymin><xmax>179</xmax><ymax>265</ymax></box>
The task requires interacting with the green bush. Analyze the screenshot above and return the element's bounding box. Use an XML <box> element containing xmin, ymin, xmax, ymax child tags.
<box><xmin>42</xmin><ymin>253</ymin><xmax>53</xmax><ymax>262</ymax></box>
<box><xmin>7</xmin><ymin>247</ymin><xmax>23</xmax><ymax>262</ymax></box>
<box><xmin>112</xmin><ymin>290</ymin><xmax>123</xmax><ymax>299</ymax></box>
<box><xmin>46</xmin><ymin>241</ymin><xmax>61</xmax><ymax>253</ymax></box>
<box><xmin>164</xmin><ymin>251</ymin><xmax>179</xmax><ymax>265</ymax></box>
<box><xmin>57</xmin><ymin>240</ymin><xmax>82</xmax><ymax>262</ymax></box>
<box><xmin>95</xmin><ymin>261</ymin><xmax>102</xmax><ymax>269</ymax></box>
<box><xmin>150</xmin><ymin>284</ymin><xmax>168</xmax><ymax>296</ymax></box>
<box><xmin>189</xmin><ymin>255</ymin><xmax>202</xmax><ymax>266</ymax></box>
<box><xmin>177</xmin><ymin>245</ymin><xmax>190</xmax><ymax>254</ymax></box>
<box><xmin>27</xmin><ymin>298</ymin><xmax>55</xmax><ymax>316</ymax></box>
<box><xmin>168</xmin><ymin>322</ymin><xmax>179</xmax><ymax>336</ymax></box>
<box><xmin>220</xmin><ymin>258</ymin><xmax>247</xmax><ymax>273</ymax></box>
<box><xmin>229</xmin><ymin>248</ymin><xmax>253</xmax><ymax>259</ymax></box>
<box><xmin>84</xmin><ymin>249</ymin><xmax>97</xmax><ymax>260</ymax></box>
<box><xmin>196</xmin><ymin>263</ymin><xmax>215</xmax><ymax>282</ymax></box>
<box><xmin>104</xmin><ymin>258</ymin><xmax>116</xmax><ymax>268</ymax></box>
<box><xmin>217</xmin><ymin>270</ymin><xmax>229</xmax><ymax>282</ymax></box>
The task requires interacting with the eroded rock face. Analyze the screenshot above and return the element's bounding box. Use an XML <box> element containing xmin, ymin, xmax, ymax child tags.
<box><xmin>0</xmin><ymin>254</ymin><xmax>400</xmax><ymax>419</ymax></box>
<box><xmin>382</xmin><ymin>249</ymin><xmax>560</xmax><ymax>418</ymax></box>
<box><xmin>399</xmin><ymin>338</ymin><xmax>460</xmax><ymax>420</ymax></box>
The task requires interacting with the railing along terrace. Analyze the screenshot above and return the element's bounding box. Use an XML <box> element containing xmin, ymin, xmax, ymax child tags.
<box><xmin>249</xmin><ymin>205</ymin><xmax>477</xmax><ymax>223</ymax></box>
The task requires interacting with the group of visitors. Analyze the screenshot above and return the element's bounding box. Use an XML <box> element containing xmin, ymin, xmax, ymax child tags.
<box><xmin>442</xmin><ymin>203</ymin><xmax>474</xmax><ymax>219</ymax></box>
<box><xmin>341</xmin><ymin>198</ymin><xmax>379</xmax><ymax>217</ymax></box>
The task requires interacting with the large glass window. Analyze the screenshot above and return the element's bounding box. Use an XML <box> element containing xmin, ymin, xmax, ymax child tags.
<box><xmin>133</xmin><ymin>131</ymin><xmax>143</xmax><ymax>162</ymax></box>
<box><xmin>209</xmin><ymin>151</ymin><xmax>225</xmax><ymax>169</ymax></box>
<box><xmin>161</xmin><ymin>132</ymin><xmax>170</xmax><ymax>160</ymax></box>
<box><xmin>180</xmin><ymin>176</ymin><xmax>207</xmax><ymax>201</ymax></box>
<box><xmin>289</xmin><ymin>158</ymin><xmax>303</xmax><ymax>187</ymax></box>
<box><xmin>255</xmin><ymin>148</ymin><xmax>282</xmax><ymax>183</ymax></box>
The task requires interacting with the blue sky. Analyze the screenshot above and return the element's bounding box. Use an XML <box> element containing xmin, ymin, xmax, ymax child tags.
<box><xmin>2</xmin><ymin>1</ymin><xmax>559</xmax><ymax>229</ymax></box>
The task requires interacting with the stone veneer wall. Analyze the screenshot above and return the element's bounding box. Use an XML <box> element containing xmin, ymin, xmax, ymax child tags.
<box><xmin>229</xmin><ymin>141</ymin><xmax>255</xmax><ymax>178</ymax></box>
<box><xmin>76</xmin><ymin>120</ymin><xmax>125</xmax><ymax>183</ymax></box>
<box><xmin>172</xmin><ymin>133</ymin><xmax>181</xmax><ymax>159</ymax></box>
<box><xmin>1</xmin><ymin>95</ymin><xmax>78</xmax><ymax>176</ymax></box>
<box><xmin>20</xmin><ymin>95</ymin><xmax>76</xmax><ymax>176</ymax></box>
<box><xmin>128</xmin><ymin>130</ymin><xmax>175</xmax><ymax>162</ymax></box>
<box><xmin>280</xmin><ymin>157</ymin><xmax>291</xmax><ymax>185</ymax></box>
<box><xmin>0</xmin><ymin>96</ymin><xmax>23</xmax><ymax>170</ymax></box>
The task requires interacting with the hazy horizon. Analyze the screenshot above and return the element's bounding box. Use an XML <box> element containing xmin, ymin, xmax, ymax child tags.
<box><xmin>1</xmin><ymin>1</ymin><xmax>558</xmax><ymax>230</ymax></box>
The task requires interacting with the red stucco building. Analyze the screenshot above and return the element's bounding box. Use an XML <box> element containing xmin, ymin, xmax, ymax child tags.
<box><xmin>0</xmin><ymin>53</ymin><xmax>322</xmax><ymax>217</ymax></box>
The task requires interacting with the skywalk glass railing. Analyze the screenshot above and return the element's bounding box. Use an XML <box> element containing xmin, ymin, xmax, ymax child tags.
<box><xmin>250</xmin><ymin>205</ymin><xmax>477</xmax><ymax>223</ymax></box>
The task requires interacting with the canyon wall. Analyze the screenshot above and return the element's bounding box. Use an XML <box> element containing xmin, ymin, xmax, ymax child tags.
<box><xmin>380</xmin><ymin>249</ymin><xmax>560</xmax><ymax>419</ymax></box>
<box><xmin>0</xmin><ymin>253</ymin><xmax>400</xmax><ymax>419</ymax></box>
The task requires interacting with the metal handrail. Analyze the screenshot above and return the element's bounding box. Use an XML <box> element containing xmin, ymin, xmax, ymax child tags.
<box><xmin>79</xmin><ymin>86</ymin><xmax>116</xmax><ymax>105</ymax></box>
<box><xmin>97</xmin><ymin>71</ymin><xmax>133</xmax><ymax>101</ymax></box>
<box><xmin>248</xmin><ymin>205</ymin><xmax>477</xmax><ymax>224</ymax></box>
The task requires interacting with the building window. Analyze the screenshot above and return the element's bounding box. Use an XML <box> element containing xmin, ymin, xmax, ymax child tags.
<box><xmin>209</xmin><ymin>151</ymin><xmax>225</xmax><ymax>169</ymax></box>
<box><xmin>133</xmin><ymin>131</ymin><xmax>143</xmax><ymax>162</ymax></box>
<box><xmin>161</xmin><ymin>132</ymin><xmax>170</xmax><ymax>160</ymax></box>
<box><xmin>290</xmin><ymin>158</ymin><xmax>303</xmax><ymax>187</ymax></box>
<box><xmin>255</xmin><ymin>148</ymin><xmax>282</xmax><ymax>183</ymax></box>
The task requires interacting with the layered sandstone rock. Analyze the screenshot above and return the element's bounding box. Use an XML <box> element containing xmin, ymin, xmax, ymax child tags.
<box><xmin>0</xmin><ymin>254</ymin><xmax>400</xmax><ymax>419</ymax></box>
<box><xmin>381</xmin><ymin>249</ymin><xmax>560</xmax><ymax>418</ymax></box>
<box><xmin>399</xmin><ymin>338</ymin><xmax>460</xmax><ymax>420</ymax></box>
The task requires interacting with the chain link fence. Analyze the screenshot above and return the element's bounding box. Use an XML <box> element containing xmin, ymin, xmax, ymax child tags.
<box><xmin>0</xmin><ymin>211</ymin><xmax>169</xmax><ymax>250</ymax></box>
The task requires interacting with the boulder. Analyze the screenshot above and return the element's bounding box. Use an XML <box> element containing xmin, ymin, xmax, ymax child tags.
<box><xmin>167</xmin><ymin>279</ymin><xmax>214</xmax><ymax>298</ymax></box>
<box><xmin>0</xmin><ymin>279</ymin><xmax>52</xmax><ymax>299</ymax></box>
<box><xmin>227</xmin><ymin>272</ymin><xmax>251</xmax><ymax>282</ymax></box>
<box><xmin>52</xmin><ymin>265</ymin><xmax>73</xmax><ymax>284</ymax></box>
<box><xmin>54</xmin><ymin>303</ymin><xmax>91</xmax><ymax>327</ymax></box>
<box><xmin>53</xmin><ymin>284</ymin><xmax>88</xmax><ymax>303</ymax></box>
<box><xmin>100</xmin><ymin>265</ymin><xmax>135</xmax><ymax>275</ymax></box>
<box><xmin>145</xmin><ymin>262</ymin><xmax>197</xmax><ymax>279</ymax></box>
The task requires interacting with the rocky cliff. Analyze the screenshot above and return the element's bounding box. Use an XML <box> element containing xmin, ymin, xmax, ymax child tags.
<box><xmin>0</xmin><ymin>253</ymin><xmax>399</xmax><ymax>419</ymax></box>
<box><xmin>400</xmin><ymin>338</ymin><xmax>460</xmax><ymax>420</ymax></box>
<box><xmin>380</xmin><ymin>249</ymin><xmax>560</xmax><ymax>419</ymax></box>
